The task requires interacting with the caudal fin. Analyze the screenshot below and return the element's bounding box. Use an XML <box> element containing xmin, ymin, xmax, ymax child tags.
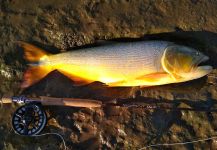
<box><xmin>18</xmin><ymin>42</ymin><xmax>53</xmax><ymax>88</ymax></box>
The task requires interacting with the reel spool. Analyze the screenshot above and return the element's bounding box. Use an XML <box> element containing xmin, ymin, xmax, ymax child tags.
<box><xmin>12</xmin><ymin>103</ymin><xmax>47</xmax><ymax>136</ymax></box>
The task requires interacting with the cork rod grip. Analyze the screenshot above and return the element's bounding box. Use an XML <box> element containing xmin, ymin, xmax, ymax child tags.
<box><xmin>40</xmin><ymin>96</ymin><xmax>102</xmax><ymax>108</ymax></box>
<box><xmin>1</xmin><ymin>96</ymin><xmax>102</xmax><ymax>108</ymax></box>
<box><xmin>1</xmin><ymin>96</ymin><xmax>12</xmax><ymax>104</ymax></box>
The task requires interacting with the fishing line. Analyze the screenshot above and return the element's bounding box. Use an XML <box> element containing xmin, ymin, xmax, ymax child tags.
<box><xmin>32</xmin><ymin>133</ymin><xmax>67</xmax><ymax>150</ymax></box>
<box><xmin>15</xmin><ymin>131</ymin><xmax>67</xmax><ymax>150</ymax></box>
<box><xmin>138</xmin><ymin>135</ymin><xmax>217</xmax><ymax>150</ymax></box>
<box><xmin>2</xmin><ymin>95</ymin><xmax>217</xmax><ymax>149</ymax></box>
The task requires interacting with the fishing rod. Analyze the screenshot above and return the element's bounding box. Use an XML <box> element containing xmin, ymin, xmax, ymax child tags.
<box><xmin>1</xmin><ymin>96</ymin><xmax>217</xmax><ymax>136</ymax></box>
<box><xmin>1</xmin><ymin>96</ymin><xmax>102</xmax><ymax>136</ymax></box>
<box><xmin>1</xmin><ymin>96</ymin><xmax>102</xmax><ymax>107</ymax></box>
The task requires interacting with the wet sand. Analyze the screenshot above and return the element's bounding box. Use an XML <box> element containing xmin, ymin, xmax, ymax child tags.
<box><xmin>1</xmin><ymin>0</ymin><xmax>217</xmax><ymax>149</ymax></box>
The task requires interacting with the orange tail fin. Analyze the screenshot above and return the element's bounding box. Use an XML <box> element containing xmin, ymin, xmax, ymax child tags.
<box><xmin>18</xmin><ymin>42</ymin><xmax>53</xmax><ymax>88</ymax></box>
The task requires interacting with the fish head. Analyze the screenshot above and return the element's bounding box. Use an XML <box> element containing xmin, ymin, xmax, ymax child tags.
<box><xmin>161</xmin><ymin>45</ymin><xmax>212</xmax><ymax>81</ymax></box>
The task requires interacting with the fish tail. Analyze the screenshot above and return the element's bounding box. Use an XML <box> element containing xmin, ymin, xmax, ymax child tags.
<box><xmin>17</xmin><ymin>41</ymin><xmax>54</xmax><ymax>88</ymax></box>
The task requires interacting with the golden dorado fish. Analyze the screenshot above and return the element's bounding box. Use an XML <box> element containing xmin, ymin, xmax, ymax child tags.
<box><xmin>18</xmin><ymin>41</ymin><xmax>212</xmax><ymax>88</ymax></box>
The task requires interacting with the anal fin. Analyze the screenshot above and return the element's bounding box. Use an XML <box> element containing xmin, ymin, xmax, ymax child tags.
<box><xmin>57</xmin><ymin>69</ymin><xmax>93</xmax><ymax>86</ymax></box>
<box><xmin>107</xmin><ymin>80</ymin><xmax>126</xmax><ymax>87</ymax></box>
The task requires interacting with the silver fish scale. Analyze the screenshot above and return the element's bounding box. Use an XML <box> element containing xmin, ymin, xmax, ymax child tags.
<box><xmin>49</xmin><ymin>41</ymin><xmax>170</xmax><ymax>75</ymax></box>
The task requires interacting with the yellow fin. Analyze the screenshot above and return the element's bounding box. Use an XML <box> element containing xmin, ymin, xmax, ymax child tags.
<box><xmin>18</xmin><ymin>42</ymin><xmax>53</xmax><ymax>88</ymax></box>
<box><xmin>107</xmin><ymin>80</ymin><xmax>126</xmax><ymax>87</ymax></box>
<box><xmin>21</xmin><ymin>66</ymin><xmax>53</xmax><ymax>88</ymax></box>
<box><xmin>170</xmin><ymin>73</ymin><xmax>182</xmax><ymax>80</ymax></box>
<box><xmin>17</xmin><ymin>41</ymin><xmax>49</xmax><ymax>62</ymax></box>
<box><xmin>136</xmin><ymin>72</ymin><xmax>169</xmax><ymax>82</ymax></box>
<box><xmin>107</xmin><ymin>73</ymin><xmax>170</xmax><ymax>87</ymax></box>
<box><xmin>57</xmin><ymin>69</ymin><xmax>93</xmax><ymax>86</ymax></box>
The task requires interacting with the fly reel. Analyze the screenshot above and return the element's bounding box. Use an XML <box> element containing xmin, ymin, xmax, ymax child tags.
<box><xmin>1</xmin><ymin>95</ymin><xmax>102</xmax><ymax>136</ymax></box>
<box><xmin>12</xmin><ymin>103</ymin><xmax>47</xmax><ymax>136</ymax></box>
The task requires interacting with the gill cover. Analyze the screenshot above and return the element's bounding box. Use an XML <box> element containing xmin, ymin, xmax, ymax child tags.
<box><xmin>161</xmin><ymin>45</ymin><xmax>196</xmax><ymax>80</ymax></box>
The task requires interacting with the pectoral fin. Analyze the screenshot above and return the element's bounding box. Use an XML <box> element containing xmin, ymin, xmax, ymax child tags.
<box><xmin>137</xmin><ymin>72</ymin><xmax>182</xmax><ymax>81</ymax></box>
<box><xmin>107</xmin><ymin>72</ymin><xmax>171</xmax><ymax>87</ymax></box>
<box><xmin>136</xmin><ymin>72</ymin><xmax>169</xmax><ymax>82</ymax></box>
<box><xmin>170</xmin><ymin>73</ymin><xmax>183</xmax><ymax>80</ymax></box>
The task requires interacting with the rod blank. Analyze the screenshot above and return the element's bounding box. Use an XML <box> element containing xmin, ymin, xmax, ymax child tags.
<box><xmin>1</xmin><ymin>96</ymin><xmax>102</xmax><ymax>108</ymax></box>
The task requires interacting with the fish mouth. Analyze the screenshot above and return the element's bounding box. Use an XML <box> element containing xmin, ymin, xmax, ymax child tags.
<box><xmin>193</xmin><ymin>56</ymin><xmax>212</xmax><ymax>72</ymax></box>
